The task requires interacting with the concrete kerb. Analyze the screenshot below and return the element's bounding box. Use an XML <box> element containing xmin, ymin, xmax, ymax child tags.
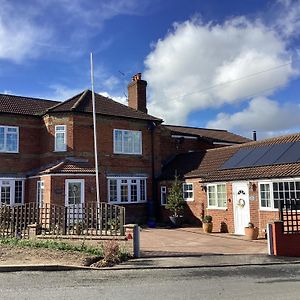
<box><xmin>1</xmin><ymin>255</ymin><xmax>300</xmax><ymax>272</ymax></box>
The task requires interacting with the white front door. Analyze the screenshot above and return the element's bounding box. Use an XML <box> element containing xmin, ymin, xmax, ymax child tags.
<box><xmin>65</xmin><ymin>179</ymin><xmax>85</xmax><ymax>225</ymax></box>
<box><xmin>233</xmin><ymin>182</ymin><xmax>250</xmax><ymax>235</ymax></box>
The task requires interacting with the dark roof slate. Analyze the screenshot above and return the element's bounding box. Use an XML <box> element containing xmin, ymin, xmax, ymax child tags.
<box><xmin>48</xmin><ymin>90</ymin><xmax>162</xmax><ymax>122</ymax></box>
<box><xmin>185</xmin><ymin>132</ymin><xmax>300</xmax><ymax>182</ymax></box>
<box><xmin>0</xmin><ymin>93</ymin><xmax>59</xmax><ymax>116</ymax></box>
<box><xmin>163</xmin><ymin>125</ymin><xmax>250</xmax><ymax>144</ymax></box>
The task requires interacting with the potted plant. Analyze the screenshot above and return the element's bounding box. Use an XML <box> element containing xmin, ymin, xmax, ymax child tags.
<box><xmin>202</xmin><ymin>215</ymin><xmax>213</xmax><ymax>233</ymax></box>
<box><xmin>166</xmin><ymin>176</ymin><xmax>185</xmax><ymax>227</ymax></box>
<box><xmin>244</xmin><ymin>222</ymin><xmax>259</xmax><ymax>240</ymax></box>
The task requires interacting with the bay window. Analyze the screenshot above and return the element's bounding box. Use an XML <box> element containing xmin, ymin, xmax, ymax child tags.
<box><xmin>108</xmin><ymin>177</ymin><xmax>147</xmax><ymax>204</ymax></box>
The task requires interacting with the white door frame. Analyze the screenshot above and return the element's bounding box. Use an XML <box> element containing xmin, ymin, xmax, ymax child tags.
<box><xmin>232</xmin><ymin>182</ymin><xmax>250</xmax><ymax>235</ymax></box>
<box><xmin>65</xmin><ymin>179</ymin><xmax>85</xmax><ymax>206</ymax></box>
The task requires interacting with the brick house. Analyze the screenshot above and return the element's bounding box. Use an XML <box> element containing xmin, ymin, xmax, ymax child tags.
<box><xmin>159</xmin><ymin>132</ymin><xmax>300</xmax><ymax>236</ymax></box>
<box><xmin>0</xmin><ymin>73</ymin><xmax>249</xmax><ymax>223</ymax></box>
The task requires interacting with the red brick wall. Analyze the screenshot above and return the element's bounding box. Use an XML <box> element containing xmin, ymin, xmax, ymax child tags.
<box><xmin>0</xmin><ymin>114</ymin><xmax>42</xmax><ymax>173</ymax></box>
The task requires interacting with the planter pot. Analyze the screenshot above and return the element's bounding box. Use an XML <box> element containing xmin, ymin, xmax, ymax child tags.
<box><xmin>169</xmin><ymin>216</ymin><xmax>183</xmax><ymax>228</ymax></box>
<box><xmin>203</xmin><ymin>222</ymin><xmax>213</xmax><ymax>233</ymax></box>
<box><xmin>244</xmin><ymin>227</ymin><xmax>259</xmax><ymax>240</ymax></box>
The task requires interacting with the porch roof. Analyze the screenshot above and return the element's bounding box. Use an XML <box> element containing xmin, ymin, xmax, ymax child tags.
<box><xmin>28</xmin><ymin>158</ymin><xmax>95</xmax><ymax>176</ymax></box>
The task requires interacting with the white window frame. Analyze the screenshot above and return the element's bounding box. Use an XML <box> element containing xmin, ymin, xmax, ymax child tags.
<box><xmin>65</xmin><ymin>179</ymin><xmax>84</xmax><ymax>206</ymax></box>
<box><xmin>258</xmin><ymin>178</ymin><xmax>300</xmax><ymax>211</ymax></box>
<box><xmin>0</xmin><ymin>178</ymin><xmax>24</xmax><ymax>206</ymax></box>
<box><xmin>183</xmin><ymin>183</ymin><xmax>194</xmax><ymax>201</ymax></box>
<box><xmin>207</xmin><ymin>183</ymin><xmax>227</xmax><ymax>209</ymax></box>
<box><xmin>107</xmin><ymin>177</ymin><xmax>147</xmax><ymax>204</ymax></box>
<box><xmin>161</xmin><ymin>186</ymin><xmax>167</xmax><ymax>206</ymax></box>
<box><xmin>36</xmin><ymin>181</ymin><xmax>44</xmax><ymax>208</ymax></box>
<box><xmin>0</xmin><ymin>126</ymin><xmax>19</xmax><ymax>153</ymax></box>
<box><xmin>54</xmin><ymin>125</ymin><xmax>67</xmax><ymax>152</ymax></box>
<box><xmin>113</xmin><ymin>129</ymin><xmax>142</xmax><ymax>155</ymax></box>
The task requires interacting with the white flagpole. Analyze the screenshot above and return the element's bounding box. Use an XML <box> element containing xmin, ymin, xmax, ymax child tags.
<box><xmin>90</xmin><ymin>53</ymin><xmax>100</xmax><ymax>205</ymax></box>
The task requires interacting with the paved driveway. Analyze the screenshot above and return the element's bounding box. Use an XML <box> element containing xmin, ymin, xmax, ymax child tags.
<box><xmin>140</xmin><ymin>227</ymin><xmax>268</xmax><ymax>257</ymax></box>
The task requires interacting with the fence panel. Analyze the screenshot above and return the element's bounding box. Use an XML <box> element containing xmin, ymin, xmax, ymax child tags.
<box><xmin>0</xmin><ymin>202</ymin><xmax>125</xmax><ymax>238</ymax></box>
<box><xmin>279</xmin><ymin>199</ymin><xmax>300</xmax><ymax>234</ymax></box>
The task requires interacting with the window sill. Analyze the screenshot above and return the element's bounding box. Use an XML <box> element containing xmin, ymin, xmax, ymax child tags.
<box><xmin>184</xmin><ymin>199</ymin><xmax>194</xmax><ymax>202</ymax></box>
<box><xmin>207</xmin><ymin>207</ymin><xmax>228</xmax><ymax>210</ymax></box>
<box><xmin>260</xmin><ymin>208</ymin><xmax>279</xmax><ymax>212</ymax></box>
<box><xmin>113</xmin><ymin>152</ymin><xmax>143</xmax><ymax>156</ymax></box>
<box><xmin>109</xmin><ymin>201</ymin><xmax>147</xmax><ymax>205</ymax></box>
<box><xmin>0</xmin><ymin>151</ymin><xmax>19</xmax><ymax>154</ymax></box>
<box><xmin>54</xmin><ymin>150</ymin><xmax>67</xmax><ymax>153</ymax></box>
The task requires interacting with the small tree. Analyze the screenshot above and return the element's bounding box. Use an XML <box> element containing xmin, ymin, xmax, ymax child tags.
<box><xmin>166</xmin><ymin>176</ymin><xmax>185</xmax><ymax>217</ymax></box>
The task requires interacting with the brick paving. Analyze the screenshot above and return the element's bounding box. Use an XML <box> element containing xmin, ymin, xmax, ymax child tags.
<box><xmin>140</xmin><ymin>227</ymin><xmax>268</xmax><ymax>257</ymax></box>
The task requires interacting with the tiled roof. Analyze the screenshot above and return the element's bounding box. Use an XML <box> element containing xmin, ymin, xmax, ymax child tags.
<box><xmin>159</xmin><ymin>152</ymin><xmax>206</xmax><ymax>180</ymax></box>
<box><xmin>0</xmin><ymin>93</ymin><xmax>59</xmax><ymax>116</ymax></box>
<box><xmin>163</xmin><ymin>125</ymin><xmax>251</xmax><ymax>144</ymax></box>
<box><xmin>29</xmin><ymin>158</ymin><xmax>95</xmax><ymax>176</ymax></box>
<box><xmin>48</xmin><ymin>90</ymin><xmax>162</xmax><ymax>122</ymax></box>
<box><xmin>186</xmin><ymin>132</ymin><xmax>300</xmax><ymax>182</ymax></box>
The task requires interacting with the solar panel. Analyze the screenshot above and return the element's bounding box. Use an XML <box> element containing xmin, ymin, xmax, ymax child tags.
<box><xmin>275</xmin><ymin>142</ymin><xmax>300</xmax><ymax>164</ymax></box>
<box><xmin>220</xmin><ymin>141</ymin><xmax>300</xmax><ymax>170</ymax></box>
<box><xmin>237</xmin><ymin>145</ymin><xmax>271</xmax><ymax>168</ymax></box>
<box><xmin>221</xmin><ymin>148</ymin><xmax>253</xmax><ymax>169</ymax></box>
<box><xmin>254</xmin><ymin>143</ymin><xmax>293</xmax><ymax>166</ymax></box>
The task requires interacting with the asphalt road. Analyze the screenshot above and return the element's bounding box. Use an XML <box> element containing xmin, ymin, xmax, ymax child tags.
<box><xmin>0</xmin><ymin>264</ymin><xmax>300</xmax><ymax>300</ymax></box>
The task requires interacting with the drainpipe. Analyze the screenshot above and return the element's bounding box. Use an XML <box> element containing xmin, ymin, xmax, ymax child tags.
<box><xmin>149</xmin><ymin>121</ymin><xmax>157</xmax><ymax>222</ymax></box>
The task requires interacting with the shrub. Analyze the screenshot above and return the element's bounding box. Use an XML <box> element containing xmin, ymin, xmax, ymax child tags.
<box><xmin>202</xmin><ymin>215</ymin><xmax>212</xmax><ymax>223</ymax></box>
<box><xmin>166</xmin><ymin>176</ymin><xmax>185</xmax><ymax>217</ymax></box>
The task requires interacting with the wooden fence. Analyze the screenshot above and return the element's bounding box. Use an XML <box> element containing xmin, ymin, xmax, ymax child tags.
<box><xmin>0</xmin><ymin>202</ymin><xmax>125</xmax><ymax>238</ymax></box>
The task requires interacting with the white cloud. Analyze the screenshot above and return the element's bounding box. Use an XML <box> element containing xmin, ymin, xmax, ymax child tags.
<box><xmin>0</xmin><ymin>0</ymin><xmax>50</xmax><ymax>62</ymax></box>
<box><xmin>99</xmin><ymin>91</ymin><xmax>127</xmax><ymax>106</ymax></box>
<box><xmin>207</xmin><ymin>97</ymin><xmax>300</xmax><ymax>138</ymax></box>
<box><xmin>48</xmin><ymin>85</ymin><xmax>84</xmax><ymax>101</ymax></box>
<box><xmin>0</xmin><ymin>0</ymin><xmax>148</xmax><ymax>62</ymax></box>
<box><xmin>144</xmin><ymin>16</ymin><xmax>297</xmax><ymax>125</ymax></box>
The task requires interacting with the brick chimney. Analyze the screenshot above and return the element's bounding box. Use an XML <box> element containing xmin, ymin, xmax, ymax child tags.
<box><xmin>128</xmin><ymin>73</ymin><xmax>147</xmax><ymax>113</ymax></box>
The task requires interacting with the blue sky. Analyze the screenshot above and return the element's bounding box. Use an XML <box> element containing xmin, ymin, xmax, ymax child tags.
<box><xmin>1</xmin><ymin>0</ymin><xmax>300</xmax><ymax>139</ymax></box>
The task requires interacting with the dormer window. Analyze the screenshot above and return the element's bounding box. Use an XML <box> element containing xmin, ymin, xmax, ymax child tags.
<box><xmin>0</xmin><ymin>126</ymin><xmax>19</xmax><ymax>153</ymax></box>
<box><xmin>55</xmin><ymin>125</ymin><xmax>67</xmax><ymax>152</ymax></box>
<box><xmin>113</xmin><ymin>129</ymin><xmax>142</xmax><ymax>155</ymax></box>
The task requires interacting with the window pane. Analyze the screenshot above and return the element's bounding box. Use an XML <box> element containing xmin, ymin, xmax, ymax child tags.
<box><xmin>68</xmin><ymin>182</ymin><xmax>81</xmax><ymax>205</ymax></box>
<box><xmin>133</xmin><ymin>132</ymin><xmax>141</xmax><ymax>154</ymax></box>
<box><xmin>0</xmin><ymin>128</ymin><xmax>4</xmax><ymax>151</ymax></box>
<box><xmin>15</xmin><ymin>181</ymin><xmax>23</xmax><ymax>204</ymax></box>
<box><xmin>114</xmin><ymin>130</ymin><xmax>122</xmax><ymax>153</ymax></box>
<box><xmin>55</xmin><ymin>126</ymin><xmax>66</xmax><ymax>151</ymax></box>
<box><xmin>140</xmin><ymin>179</ymin><xmax>146</xmax><ymax>201</ymax></box>
<box><xmin>120</xmin><ymin>185</ymin><xmax>128</xmax><ymax>202</ymax></box>
<box><xmin>7</xmin><ymin>132</ymin><xmax>17</xmax><ymax>151</ymax></box>
<box><xmin>123</xmin><ymin>131</ymin><xmax>132</xmax><ymax>153</ymax></box>
<box><xmin>260</xmin><ymin>184</ymin><xmax>271</xmax><ymax>207</ymax></box>
<box><xmin>1</xmin><ymin>186</ymin><xmax>10</xmax><ymax>205</ymax></box>
<box><xmin>208</xmin><ymin>186</ymin><xmax>216</xmax><ymax>206</ymax></box>
<box><xmin>109</xmin><ymin>179</ymin><xmax>117</xmax><ymax>202</ymax></box>
<box><xmin>131</xmin><ymin>183</ymin><xmax>138</xmax><ymax>202</ymax></box>
<box><xmin>161</xmin><ymin>186</ymin><xmax>167</xmax><ymax>205</ymax></box>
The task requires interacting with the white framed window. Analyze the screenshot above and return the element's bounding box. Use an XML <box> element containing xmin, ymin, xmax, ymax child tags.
<box><xmin>0</xmin><ymin>126</ymin><xmax>19</xmax><ymax>153</ymax></box>
<box><xmin>207</xmin><ymin>183</ymin><xmax>227</xmax><ymax>209</ymax></box>
<box><xmin>113</xmin><ymin>129</ymin><xmax>142</xmax><ymax>155</ymax></box>
<box><xmin>259</xmin><ymin>180</ymin><xmax>300</xmax><ymax>210</ymax></box>
<box><xmin>55</xmin><ymin>125</ymin><xmax>67</xmax><ymax>152</ymax></box>
<box><xmin>161</xmin><ymin>186</ymin><xmax>167</xmax><ymax>206</ymax></box>
<box><xmin>0</xmin><ymin>179</ymin><xmax>24</xmax><ymax>206</ymax></box>
<box><xmin>108</xmin><ymin>177</ymin><xmax>147</xmax><ymax>204</ymax></box>
<box><xmin>65</xmin><ymin>179</ymin><xmax>84</xmax><ymax>206</ymax></box>
<box><xmin>183</xmin><ymin>183</ymin><xmax>194</xmax><ymax>201</ymax></box>
<box><xmin>36</xmin><ymin>181</ymin><xmax>44</xmax><ymax>208</ymax></box>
